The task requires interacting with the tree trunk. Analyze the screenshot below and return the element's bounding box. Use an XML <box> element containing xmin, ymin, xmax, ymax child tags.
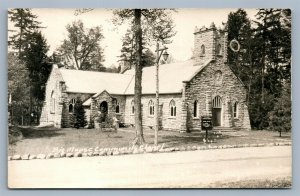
<box><xmin>133</xmin><ymin>9</ymin><xmax>145</xmax><ymax>145</ymax></box>
<box><xmin>18</xmin><ymin>10</ymin><xmax>24</xmax><ymax>57</ymax></box>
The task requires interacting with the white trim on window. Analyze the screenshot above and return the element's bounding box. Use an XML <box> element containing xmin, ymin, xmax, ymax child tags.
<box><xmin>131</xmin><ymin>100</ymin><xmax>135</xmax><ymax>115</ymax></box>
<box><xmin>69</xmin><ymin>98</ymin><xmax>76</xmax><ymax>113</ymax></box>
<box><xmin>233</xmin><ymin>102</ymin><xmax>238</xmax><ymax>118</ymax></box>
<box><xmin>50</xmin><ymin>91</ymin><xmax>55</xmax><ymax>114</ymax></box>
<box><xmin>116</xmin><ymin>100</ymin><xmax>120</xmax><ymax>114</ymax></box>
<box><xmin>200</xmin><ymin>44</ymin><xmax>205</xmax><ymax>56</ymax></box>
<box><xmin>193</xmin><ymin>100</ymin><xmax>198</xmax><ymax>118</ymax></box>
<box><xmin>148</xmin><ymin>100</ymin><xmax>155</xmax><ymax>116</ymax></box>
<box><xmin>169</xmin><ymin>100</ymin><xmax>176</xmax><ymax>117</ymax></box>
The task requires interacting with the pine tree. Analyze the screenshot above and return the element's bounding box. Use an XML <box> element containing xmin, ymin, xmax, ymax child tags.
<box><xmin>227</xmin><ymin>9</ymin><xmax>253</xmax><ymax>81</ymax></box>
<box><xmin>118</xmin><ymin>28</ymin><xmax>156</xmax><ymax>69</ymax></box>
<box><xmin>8</xmin><ymin>8</ymin><xmax>42</xmax><ymax>56</ymax></box>
<box><xmin>248</xmin><ymin>9</ymin><xmax>291</xmax><ymax>129</ymax></box>
<box><xmin>72</xmin><ymin>97</ymin><xmax>87</xmax><ymax>129</ymax></box>
<box><xmin>268</xmin><ymin>81</ymin><xmax>291</xmax><ymax>136</ymax></box>
<box><xmin>23</xmin><ymin>31</ymin><xmax>52</xmax><ymax>101</ymax></box>
<box><xmin>227</xmin><ymin>9</ymin><xmax>291</xmax><ymax>130</ymax></box>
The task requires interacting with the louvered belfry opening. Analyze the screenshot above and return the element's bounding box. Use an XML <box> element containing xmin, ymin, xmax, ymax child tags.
<box><xmin>212</xmin><ymin>96</ymin><xmax>222</xmax><ymax>126</ymax></box>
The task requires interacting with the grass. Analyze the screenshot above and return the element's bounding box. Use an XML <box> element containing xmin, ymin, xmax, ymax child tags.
<box><xmin>208</xmin><ymin>177</ymin><xmax>292</xmax><ymax>188</ymax></box>
<box><xmin>8</xmin><ymin>126</ymin><xmax>291</xmax><ymax>156</ymax></box>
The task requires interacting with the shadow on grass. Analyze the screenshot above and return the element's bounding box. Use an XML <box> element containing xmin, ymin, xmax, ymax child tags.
<box><xmin>273</xmin><ymin>135</ymin><xmax>291</xmax><ymax>139</ymax></box>
<box><xmin>18</xmin><ymin>126</ymin><xmax>65</xmax><ymax>139</ymax></box>
<box><xmin>160</xmin><ymin>133</ymin><xmax>231</xmax><ymax>147</ymax></box>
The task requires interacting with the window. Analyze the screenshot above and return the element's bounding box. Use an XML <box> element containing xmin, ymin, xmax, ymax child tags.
<box><xmin>131</xmin><ymin>100</ymin><xmax>135</xmax><ymax>114</ymax></box>
<box><xmin>233</xmin><ymin>102</ymin><xmax>238</xmax><ymax>118</ymax></box>
<box><xmin>50</xmin><ymin>91</ymin><xmax>55</xmax><ymax>113</ymax></box>
<box><xmin>216</xmin><ymin>43</ymin><xmax>222</xmax><ymax>55</ymax></box>
<box><xmin>201</xmin><ymin>44</ymin><xmax>205</xmax><ymax>55</ymax></box>
<box><xmin>69</xmin><ymin>98</ymin><xmax>76</xmax><ymax>113</ymax></box>
<box><xmin>212</xmin><ymin>96</ymin><xmax>222</xmax><ymax>108</ymax></box>
<box><xmin>148</xmin><ymin>100</ymin><xmax>155</xmax><ymax>116</ymax></box>
<box><xmin>116</xmin><ymin>100</ymin><xmax>120</xmax><ymax>114</ymax></box>
<box><xmin>170</xmin><ymin>100</ymin><xmax>176</xmax><ymax>117</ymax></box>
<box><xmin>193</xmin><ymin>100</ymin><xmax>198</xmax><ymax>118</ymax></box>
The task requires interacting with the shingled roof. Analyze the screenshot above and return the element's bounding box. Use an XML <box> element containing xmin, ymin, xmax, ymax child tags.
<box><xmin>123</xmin><ymin>59</ymin><xmax>211</xmax><ymax>94</ymax></box>
<box><xmin>60</xmin><ymin>69</ymin><xmax>134</xmax><ymax>94</ymax></box>
<box><xmin>59</xmin><ymin>59</ymin><xmax>211</xmax><ymax>95</ymax></box>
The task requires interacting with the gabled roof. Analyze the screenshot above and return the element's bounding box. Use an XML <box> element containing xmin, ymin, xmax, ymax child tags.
<box><xmin>123</xmin><ymin>59</ymin><xmax>211</xmax><ymax>94</ymax></box>
<box><xmin>58</xmin><ymin>59</ymin><xmax>211</xmax><ymax>95</ymax></box>
<box><xmin>59</xmin><ymin>69</ymin><xmax>134</xmax><ymax>94</ymax></box>
<box><xmin>92</xmin><ymin>90</ymin><xmax>113</xmax><ymax>98</ymax></box>
<box><xmin>82</xmin><ymin>98</ymin><xmax>91</xmax><ymax>106</ymax></box>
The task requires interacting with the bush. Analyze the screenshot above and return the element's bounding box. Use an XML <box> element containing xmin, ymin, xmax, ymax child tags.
<box><xmin>71</xmin><ymin>97</ymin><xmax>87</xmax><ymax>129</ymax></box>
<box><xmin>8</xmin><ymin>125</ymin><xmax>23</xmax><ymax>145</ymax></box>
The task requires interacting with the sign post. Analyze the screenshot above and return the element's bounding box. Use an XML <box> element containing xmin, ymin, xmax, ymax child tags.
<box><xmin>201</xmin><ymin>116</ymin><xmax>213</xmax><ymax>143</ymax></box>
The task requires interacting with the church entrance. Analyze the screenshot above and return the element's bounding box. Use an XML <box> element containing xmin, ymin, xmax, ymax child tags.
<box><xmin>212</xmin><ymin>96</ymin><xmax>222</xmax><ymax>126</ymax></box>
<box><xmin>99</xmin><ymin>101</ymin><xmax>108</xmax><ymax>122</ymax></box>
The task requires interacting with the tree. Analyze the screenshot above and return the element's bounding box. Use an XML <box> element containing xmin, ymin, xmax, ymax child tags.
<box><xmin>268</xmin><ymin>81</ymin><xmax>291</xmax><ymax>137</ymax></box>
<box><xmin>118</xmin><ymin>28</ymin><xmax>156</xmax><ymax>69</ymax></box>
<box><xmin>227</xmin><ymin>9</ymin><xmax>254</xmax><ymax>83</ymax></box>
<box><xmin>8</xmin><ymin>52</ymin><xmax>31</xmax><ymax>125</ymax></box>
<box><xmin>20</xmin><ymin>31</ymin><xmax>52</xmax><ymax>124</ymax></box>
<box><xmin>8</xmin><ymin>9</ymin><xmax>48</xmax><ymax>125</ymax></box>
<box><xmin>23</xmin><ymin>31</ymin><xmax>52</xmax><ymax>101</ymax></box>
<box><xmin>71</xmin><ymin>97</ymin><xmax>87</xmax><ymax>129</ymax></box>
<box><xmin>248</xmin><ymin>9</ymin><xmax>291</xmax><ymax>129</ymax></box>
<box><xmin>226</xmin><ymin>9</ymin><xmax>291</xmax><ymax>130</ymax></box>
<box><xmin>8</xmin><ymin>8</ymin><xmax>42</xmax><ymax>56</ymax></box>
<box><xmin>105</xmin><ymin>64</ymin><xmax>121</xmax><ymax>73</ymax></box>
<box><xmin>56</xmin><ymin>20</ymin><xmax>105</xmax><ymax>71</ymax></box>
<box><xmin>112</xmin><ymin>9</ymin><xmax>176</xmax><ymax>145</ymax></box>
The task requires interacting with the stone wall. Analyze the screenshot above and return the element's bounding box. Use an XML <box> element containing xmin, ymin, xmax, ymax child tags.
<box><xmin>124</xmin><ymin>94</ymin><xmax>182</xmax><ymax>131</ymax></box>
<box><xmin>193</xmin><ymin>23</ymin><xmax>227</xmax><ymax>66</ymax></box>
<box><xmin>61</xmin><ymin>93</ymin><xmax>93</xmax><ymax>128</ymax></box>
<box><xmin>39</xmin><ymin>65</ymin><xmax>66</xmax><ymax>128</ymax></box>
<box><xmin>184</xmin><ymin>57</ymin><xmax>251</xmax><ymax>131</ymax></box>
<box><xmin>113</xmin><ymin>95</ymin><xmax>126</xmax><ymax>123</ymax></box>
<box><xmin>89</xmin><ymin>91</ymin><xmax>126</xmax><ymax>125</ymax></box>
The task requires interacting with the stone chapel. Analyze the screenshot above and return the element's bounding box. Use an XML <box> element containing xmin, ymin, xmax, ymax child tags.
<box><xmin>39</xmin><ymin>22</ymin><xmax>251</xmax><ymax>132</ymax></box>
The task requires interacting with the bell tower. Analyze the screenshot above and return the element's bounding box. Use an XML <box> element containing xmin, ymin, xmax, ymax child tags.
<box><xmin>193</xmin><ymin>22</ymin><xmax>228</xmax><ymax>65</ymax></box>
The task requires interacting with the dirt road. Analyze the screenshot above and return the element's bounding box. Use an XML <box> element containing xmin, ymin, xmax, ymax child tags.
<box><xmin>8</xmin><ymin>146</ymin><xmax>291</xmax><ymax>188</ymax></box>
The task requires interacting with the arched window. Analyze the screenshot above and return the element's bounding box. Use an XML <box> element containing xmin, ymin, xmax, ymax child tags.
<box><xmin>170</xmin><ymin>100</ymin><xmax>176</xmax><ymax>117</ymax></box>
<box><xmin>69</xmin><ymin>98</ymin><xmax>76</xmax><ymax>113</ymax></box>
<box><xmin>116</xmin><ymin>100</ymin><xmax>120</xmax><ymax>114</ymax></box>
<box><xmin>212</xmin><ymin>96</ymin><xmax>222</xmax><ymax>108</ymax></box>
<box><xmin>233</xmin><ymin>102</ymin><xmax>238</xmax><ymax>118</ymax></box>
<box><xmin>201</xmin><ymin>44</ymin><xmax>205</xmax><ymax>55</ymax></box>
<box><xmin>149</xmin><ymin>100</ymin><xmax>155</xmax><ymax>116</ymax></box>
<box><xmin>216</xmin><ymin>43</ymin><xmax>222</xmax><ymax>55</ymax></box>
<box><xmin>193</xmin><ymin>100</ymin><xmax>198</xmax><ymax>118</ymax></box>
<box><xmin>50</xmin><ymin>91</ymin><xmax>55</xmax><ymax>113</ymax></box>
<box><xmin>131</xmin><ymin>100</ymin><xmax>135</xmax><ymax>114</ymax></box>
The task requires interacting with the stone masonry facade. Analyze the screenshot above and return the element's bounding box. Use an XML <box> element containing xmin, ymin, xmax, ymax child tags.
<box><xmin>124</xmin><ymin>94</ymin><xmax>183</xmax><ymax>131</ymax></box>
<box><xmin>40</xmin><ymin>22</ymin><xmax>251</xmax><ymax>131</ymax></box>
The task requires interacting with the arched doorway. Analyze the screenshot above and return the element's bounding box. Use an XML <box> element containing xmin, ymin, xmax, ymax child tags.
<box><xmin>212</xmin><ymin>96</ymin><xmax>222</xmax><ymax>126</ymax></box>
<box><xmin>99</xmin><ymin>101</ymin><xmax>108</xmax><ymax>122</ymax></box>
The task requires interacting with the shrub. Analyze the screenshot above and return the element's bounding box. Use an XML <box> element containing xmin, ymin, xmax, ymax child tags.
<box><xmin>71</xmin><ymin>97</ymin><xmax>87</xmax><ymax>129</ymax></box>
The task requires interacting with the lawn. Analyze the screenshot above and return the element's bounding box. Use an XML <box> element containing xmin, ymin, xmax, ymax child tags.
<box><xmin>8</xmin><ymin>126</ymin><xmax>291</xmax><ymax>156</ymax></box>
<box><xmin>207</xmin><ymin>177</ymin><xmax>292</xmax><ymax>188</ymax></box>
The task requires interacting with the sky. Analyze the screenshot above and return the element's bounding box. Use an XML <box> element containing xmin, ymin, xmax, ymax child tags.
<box><xmin>8</xmin><ymin>8</ymin><xmax>258</xmax><ymax>67</ymax></box>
